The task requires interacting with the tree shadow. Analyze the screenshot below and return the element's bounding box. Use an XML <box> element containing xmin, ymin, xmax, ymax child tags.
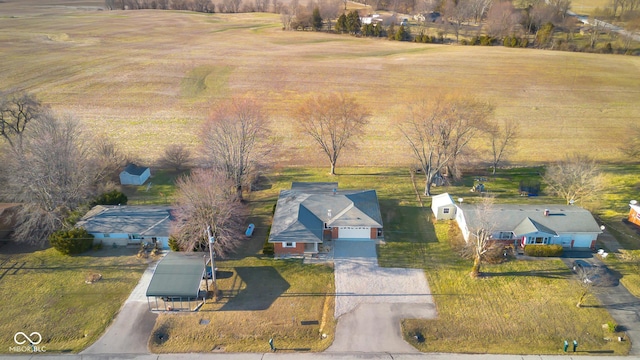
<box><xmin>219</xmin><ymin>266</ymin><xmax>290</xmax><ymax>311</ymax></box>
<box><xmin>482</xmin><ymin>267</ymin><xmax>572</xmax><ymax>279</ymax></box>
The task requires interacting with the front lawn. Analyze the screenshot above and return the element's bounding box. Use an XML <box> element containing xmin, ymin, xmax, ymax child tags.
<box><xmin>149</xmin><ymin>257</ymin><xmax>335</xmax><ymax>353</ymax></box>
<box><xmin>0</xmin><ymin>245</ymin><xmax>147</xmax><ymax>353</ymax></box>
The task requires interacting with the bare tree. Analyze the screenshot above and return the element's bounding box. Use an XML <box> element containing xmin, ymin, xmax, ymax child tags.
<box><xmin>0</xmin><ymin>91</ymin><xmax>45</xmax><ymax>151</ymax></box>
<box><xmin>0</xmin><ymin>112</ymin><xmax>95</xmax><ymax>245</ymax></box>
<box><xmin>487</xmin><ymin>118</ymin><xmax>518</xmax><ymax>174</ymax></box>
<box><xmin>171</xmin><ymin>169</ymin><xmax>246</xmax><ymax>256</ymax></box>
<box><xmin>469</xmin><ymin>0</ymin><xmax>492</xmax><ymax>23</ymax></box>
<box><xmin>92</xmin><ymin>134</ymin><xmax>127</xmax><ymax>183</ymax></box>
<box><xmin>294</xmin><ymin>93</ymin><xmax>370</xmax><ymax>176</ymax></box>
<box><xmin>485</xmin><ymin>1</ymin><xmax>522</xmax><ymax>37</ymax></box>
<box><xmin>399</xmin><ymin>93</ymin><xmax>493</xmax><ymax>196</ymax></box>
<box><xmin>160</xmin><ymin>144</ymin><xmax>192</xmax><ymax>172</ymax></box>
<box><xmin>463</xmin><ymin>196</ymin><xmax>497</xmax><ymax>278</ymax></box>
<box><xmin>543</xmin><ymin>154</ymin><xmax>605</xmax><ymax>205</ymax></box>
<box><xmin>444</xmin><ymin>0</ymin><xmax>473</xmax><ymax>42</ymax></box>
<box><xmin>200</xmin><ymin>97</ymin><xmax>270</xmax><ymax>200</ymax></box>
<box><xmin>619</xmin><ymin>126</ymin><xmax>640</xmax><ymax>158</ymax></box>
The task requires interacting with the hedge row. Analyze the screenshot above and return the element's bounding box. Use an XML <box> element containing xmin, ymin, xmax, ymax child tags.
<box><xmin>523</xmin><ymin>244</ymin><xmax>563</xmax><ymax>257</ymax></box>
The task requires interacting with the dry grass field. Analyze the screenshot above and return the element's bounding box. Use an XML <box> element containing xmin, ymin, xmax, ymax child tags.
<box><xmin>1</xmin><ymin>0</ymin><xmax>639</xmax><ymax>168</ymax></box>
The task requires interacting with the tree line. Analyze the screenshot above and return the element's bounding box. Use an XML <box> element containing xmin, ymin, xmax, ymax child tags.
<box><xmin>0</xmin><ymin>89</ymin><xmax>625</xmax><ymax>258</ymax></box>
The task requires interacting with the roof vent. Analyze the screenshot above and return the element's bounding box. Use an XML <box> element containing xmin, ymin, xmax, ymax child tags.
<box><xmin>327</xmin><ymin>209</ymin><xmax>332</xmax><ymax>219</ymax></box>
<box><xmin>544</xmin><ymin>209</ymin><xmax>549</xmax><ymax>216</ymax></box>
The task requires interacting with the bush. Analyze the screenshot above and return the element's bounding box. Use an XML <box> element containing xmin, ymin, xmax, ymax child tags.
<box><xmin>93</xmin><ymin>190</ymin><xmax>128</xmax><ymax>206</ymax></box>
<box><xmin>262</xmin><ymin>225</ymin><xmax>274</xmax><ymax>256</ymax></box>
<box><xmin>523</xmin><ymin>244</ymin><xmax>563</xmax><ymax>257</ymax></box>
<box><xmin>168</xmin><ymin>236</ymin><xmax>181</xmax><ymax>251</ymax></box>
<box><xmin>607</xmin><ymin>321</ymin><xmax>618</xmax><ymax>333</ymax></box>
<box><xmin>50</xmin><ymin>227</ymin><xmax>94</xmax><ymax>255</ymax></box>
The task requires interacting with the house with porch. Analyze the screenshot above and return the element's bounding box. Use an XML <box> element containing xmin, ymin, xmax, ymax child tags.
<box><xmin>455</xmin><ymin>204</ymin><xmax>602</xmax><ymax>249</ymax></box>
<box><xmin>268</xmin><ymin>182</ymin><xmax>383</xmax><ymax>256</ymax></box>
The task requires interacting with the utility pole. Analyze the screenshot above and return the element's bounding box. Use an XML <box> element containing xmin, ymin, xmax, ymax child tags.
<box><xmin>206</xmin><ymin>225</ymin><xmax>217</xmax><ymax>298</ymax></box>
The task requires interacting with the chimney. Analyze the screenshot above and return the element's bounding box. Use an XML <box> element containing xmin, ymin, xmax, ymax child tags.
<box><xmin>544</xmin><ymin>209</ymin><xmax>549</xmax><ymax>216</ymax></box>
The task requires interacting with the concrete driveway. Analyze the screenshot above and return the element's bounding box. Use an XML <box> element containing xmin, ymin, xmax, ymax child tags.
<box><xmin>561</xmin><ymin>253</ymin><xmax>640</xmax><ymax>356</ymax></box>
<box><xmin>327</xmin><ymin>240</ymin><xmax>436</xmax><ymax>353</ymax></box>
<box><xmin>82</xmin><ymin>256</ymin><xmax>162</xmax><ymax>354</ymax></box>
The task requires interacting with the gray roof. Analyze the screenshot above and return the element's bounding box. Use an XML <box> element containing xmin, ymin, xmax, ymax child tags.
<box><xmin>122</xmin><ymin>163</ymin><xmax>149</xmax><ymax>176</ymax></box>
<box><xmin>269</xmin><ymin>183</ymin><xmax>383</xmax><ymax>243</ymax></box>
<box><xmin>76</xmin><ymin>205</ymin><xmax>173</xmax><ymax>237</ymax></box>
<box><xmin>459</xmin><ymin>204</ymin><xmax>602</xmax><ymax>235</ymax></box>
<box><xmin>146</xmin><ymin>252</ymin><xmax>204</xmax><ymax>298</ymax></box>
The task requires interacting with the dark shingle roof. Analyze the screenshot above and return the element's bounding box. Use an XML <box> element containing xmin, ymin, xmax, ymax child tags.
<box><xmin>123</xmin><ymin>163</ymin><xmax>149</xmax><ymax>176</ymax></box>
<box><xmin>269</xmin><ymin>183</ymin><xmax>383</xmax><ymax>243</ymax></box>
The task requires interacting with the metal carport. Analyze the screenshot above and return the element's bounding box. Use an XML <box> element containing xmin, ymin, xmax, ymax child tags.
<box><xmin>146</xmin><ymin>252</ymin><xmax>206</xmax><ymax>311</ymax></box>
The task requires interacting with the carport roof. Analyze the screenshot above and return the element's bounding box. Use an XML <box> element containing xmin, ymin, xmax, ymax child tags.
<box><xmin>146</xmin><ymin>252</ymin><xmax>205</xmax><ymax>298</ymax></box>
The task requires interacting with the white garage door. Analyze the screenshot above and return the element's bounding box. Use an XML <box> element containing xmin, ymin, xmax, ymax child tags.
<box><xmin>339</xmin><ymin>226</ymin><xmax>370</xmax><ymax>239</ymax></box>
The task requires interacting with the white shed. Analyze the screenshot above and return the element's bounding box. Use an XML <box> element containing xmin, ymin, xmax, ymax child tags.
<box><xmin>431</xmin><ymin>193</ymin><xmax>457</xmax><ymax>220</ymax></box>
<box><xmin>120</xmin><ymin>164</ymin><xmax>150</xmax><ymax>186</ymax></box>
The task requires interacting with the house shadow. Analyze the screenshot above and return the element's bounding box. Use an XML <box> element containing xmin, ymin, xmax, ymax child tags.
<box><xmin>219</xmin><ymin>266</ymin><xmax>290</xmax><ymax>311</ymax></box>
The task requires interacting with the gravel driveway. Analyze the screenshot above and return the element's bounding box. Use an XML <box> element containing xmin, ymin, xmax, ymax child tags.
<box><xmin>328</xmin><ymin>240</ymin><xmax>436</xmax><ymax>353</ymax></box>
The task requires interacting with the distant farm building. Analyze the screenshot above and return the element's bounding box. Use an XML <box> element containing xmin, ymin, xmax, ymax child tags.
<box><xmin>628</xmin><ymin>201</ymin><xmax>640</xmax><ymax>227</ymax></box>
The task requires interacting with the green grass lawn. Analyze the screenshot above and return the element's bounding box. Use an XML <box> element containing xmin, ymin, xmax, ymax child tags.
<box><xmin>0</xmin><ymin>245</ymin><xmax>147</xmax><ymax>353</ymax></box>
<box><xmin>149</xmin><ymin>257</ymin><xmax>335</xmax><ymax>353</ymax></box>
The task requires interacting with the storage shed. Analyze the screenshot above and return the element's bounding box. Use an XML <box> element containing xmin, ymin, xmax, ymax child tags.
<box><xmin>431</xmin><ymin>193</ymin><xmax>457</xmax><ymax>220</ymax></box>
<box><xmin>120</xmin><ymin>164</ymin><xmax>151</xmax><ymax>186</ymax></box>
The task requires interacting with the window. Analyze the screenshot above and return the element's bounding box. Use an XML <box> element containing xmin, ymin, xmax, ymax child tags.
<box><xmin>103</xmin><ymin>233</ymin><xmax>110</xmax><ymax>238</ymax></box>
<box><xmin>283</xmin><ymin>242</ymin><xmax>296</xmax><ymax>248</ymax></box>
<box><xmin>443</xmin><ymin>208</ymin><xmax>450</xmax><ymax>214</ymax></box>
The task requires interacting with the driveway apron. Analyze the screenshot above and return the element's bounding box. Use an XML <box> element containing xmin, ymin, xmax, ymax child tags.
<box><xmin>328</xmin><ymin>240</ymin><xmax>436</xmax><ymax>353</ymax></box>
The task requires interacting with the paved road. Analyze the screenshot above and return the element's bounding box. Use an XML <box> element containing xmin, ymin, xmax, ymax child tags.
<box><xmin>328</xmin><ymin>240</ymin><xmax>436</xmax><ymax>353</ymax></box>
<box><xmin>81</xmin><ymin>256</ymin><xmax>162</xmax><ymax>354</ymax></box>
<box><xmin>1</xmin><ymin>352</ymin><xmax>636</xmax><ymax>360</ymax></box>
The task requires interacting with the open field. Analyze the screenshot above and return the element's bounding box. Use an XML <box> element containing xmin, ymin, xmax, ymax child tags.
<box><xmin>0</xmin><ymin>1</ymin><xmax>639</xmax><ymax>167</ymax></box>
<box><xmin>0</xmin><ymin>245</ymin><xmax>147</xmax><ymax>353</ymax></box>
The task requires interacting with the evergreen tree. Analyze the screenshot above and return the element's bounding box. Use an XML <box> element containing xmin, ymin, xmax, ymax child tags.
<box><xmin>346</xmin><ymin>10</ymin><xmax>361</xmax><ymax>34</ymax></box>
<box><xmin>312</xmin><ymin>7</ymin><xmax>323</xmax><ymax>31</ymax></box>
<box><xmin>335</xmin><ymin>13</ymin><xmax>347</xmax><ymax>33</ymax></box>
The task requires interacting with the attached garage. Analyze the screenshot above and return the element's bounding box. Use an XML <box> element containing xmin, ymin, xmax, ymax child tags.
<box><xmin>338</xmin><ymin>226</ymin><xmax>371</xmax><ymax>239</ymax></box>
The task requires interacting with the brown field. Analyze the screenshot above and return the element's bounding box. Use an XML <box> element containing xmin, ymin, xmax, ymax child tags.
<box><xmin>1</xmin><ymin>0</ymin><xmax>639</xmax><ymax>167</ymax></box>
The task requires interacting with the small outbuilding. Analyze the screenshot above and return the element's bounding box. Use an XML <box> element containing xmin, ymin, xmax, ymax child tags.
<box><xmin>431</xmin><ymin>193</ymin><xmax>457</xmax><ymax>220</ymax></box>
<box><xmin>119</xmin><ymin>163</ymin><xmax>151</xmax><ymax>186</ymax></box>
<box><xmin>146</xmin><ymin>252</ymin><xmax>206</xmax><ymax>311</ymax></box>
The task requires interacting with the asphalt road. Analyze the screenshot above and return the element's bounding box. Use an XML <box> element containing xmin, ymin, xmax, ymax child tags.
<box><xmin>561</xmin><ymin>252</ymin><xmax>640</xmax><ymax>356</ymax></box>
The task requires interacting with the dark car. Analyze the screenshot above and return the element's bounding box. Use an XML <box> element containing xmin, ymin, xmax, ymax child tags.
<box><xmin>572</xmin><ymin>260</ymin><xmax>617</xmax><ymax>286</ymax></box>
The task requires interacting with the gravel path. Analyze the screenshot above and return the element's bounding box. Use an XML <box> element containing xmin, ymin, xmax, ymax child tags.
<box><xmin>329</xmin><ymin>240</ymin><xmax>436</xmax><ymax>352</ymax></box>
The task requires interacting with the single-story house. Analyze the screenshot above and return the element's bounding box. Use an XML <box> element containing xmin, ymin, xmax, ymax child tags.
<box><xmin>431</xmin><ymin>193</ymin><xmax>457</xmax><ymax>220</ymax></box>
<box><xmin>629</xmin><ymin>202</ymin><xmax>640</xmax><ymax>227</ymax></box>
<box><xmin>268</xmin><ymin>182</ymin><xmax>383</xmax><ymax>256</ymax></box>
<box><xmin>455</xmin><ymin>204</ymin><xmax>602</xmax><ymax>249</ymax></box>
<box><xmin>119</xmin><ymin>163</ymin><xmax>151</xmax><ymax>186</ymax></box>
<box><xmin>0</xmin><ymin>203</ymin><xmax>20</xmax><ymax>242</ymax></box>
<box><xmin>146</xmin><ymin>252</ymin><xmax>206</xmax><ymax>311</ymax></box>
<box><xmin>76</xmin><ymin>205</ymin><xmax>173</xmax><ymax>249</ymax></box>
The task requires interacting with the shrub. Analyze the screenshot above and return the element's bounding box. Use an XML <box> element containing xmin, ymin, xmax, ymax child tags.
<box><xmin>50</xmin><ymin>227</ymin><xmax>94</xmax><ymax>255</ymax></box>
<box><xmin>607</xmin><ymin>321</ymin><xmax>618</xmax><ymax>333</ymax></box>
<box><xmin>523</xmin><ymin>244</ymin><xmax>563</xmax><ymax>257</ymax></box>
<box><xmin>262</xmin><ymin>225</ymin><xmax>274</xmax><ymax>256</ymax></box>
<box><xmin>93</xmin><ymin>190</ymin><xmax>128</xmax><ymax>206</ymax></box>
<box><xmin>168</xmin><ymin>236</ymin><xmax>181</xmax><ymax>251</ymax></box>
<box><xmin>479</xmin><ymin>35</ymin><xmax>495</xmax><ymax>46</ymax></box>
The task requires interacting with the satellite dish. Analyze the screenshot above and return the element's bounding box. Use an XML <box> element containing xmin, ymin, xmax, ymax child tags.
<box><xmin>600</xmin><ymin>225</ymin><xmax>606</xmax><ymax>231</ymax></box>
<box><xmin>631</xmin><ymin>200</ymin><xmax>638</xmax><ymax>205</ymax></box>
<box><xmin>458</xmin><ymin>198</ymin><xmax>463</xmax><ymax>204</ymax></box>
